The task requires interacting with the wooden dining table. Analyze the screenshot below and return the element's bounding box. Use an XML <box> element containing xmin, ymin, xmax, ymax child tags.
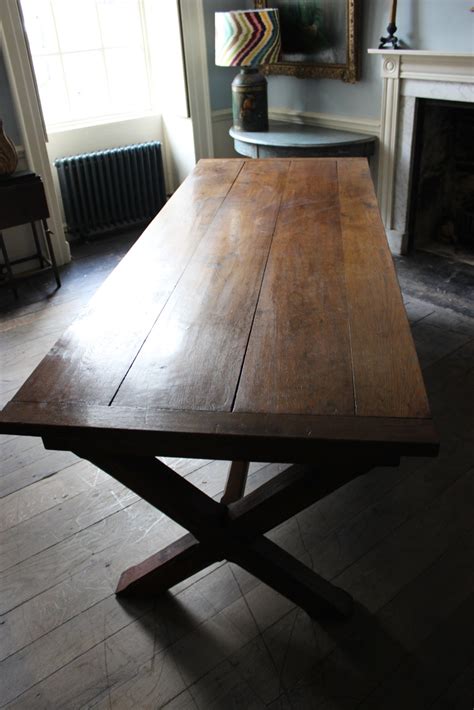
<box><xmin>0</xmin><ymin>158</ymin><xmax>438</xmax><ymax>618</ymax></box>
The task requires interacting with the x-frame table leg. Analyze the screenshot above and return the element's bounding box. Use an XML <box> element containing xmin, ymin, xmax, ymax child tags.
<box><xmin>115</xmin><ymin>533</ymin><xmax>216</xmax><ymax>596</ymax></box>
<box><xmin>73</xmin><ymin>450</ymin><xmax>370</xmax><ymax>618</ymax></box>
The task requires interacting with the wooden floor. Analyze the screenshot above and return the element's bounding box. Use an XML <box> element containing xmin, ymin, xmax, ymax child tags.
<box><xmin>1</xmin><ymin>234</ymin><xmax>473</xmax><ymax>709</ymax></box>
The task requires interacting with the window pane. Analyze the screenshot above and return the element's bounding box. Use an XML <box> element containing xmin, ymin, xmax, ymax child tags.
<box><xmin>62</xmin><ymin>51</ymin><xmax>109</xmax><ymax>119</ymax></box>
<box><xmin>52</xmin><ymin>0</ymin><xmax>101</xmax><ymax>52</ymax></box>
<box><xmin>32</xmin><ymin>55</ymin><xmax>70</xmax><ymax>123</ymax></box>
<box><xmin>105</xmin><ymin>47</ymin><xmax>150</xmax><ymax>114</ymax></box>
<box><xmin>22</xmin><ymin>0</ymin><xmax>157</xmax><ymax>126</ymax></box>
<box><xmin>21</xmin><ymin>0</ymin><xmax>59</xmax><ymax>55</ymax></box>
<box><xmin>97</xmin><ymin>0</ymin><xmax>142</xmax><ymax>48</ymax></box>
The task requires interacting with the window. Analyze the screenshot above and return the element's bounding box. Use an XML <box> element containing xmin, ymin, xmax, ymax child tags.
<box><xmin>20</xmin><ymin>0</ymin><xmax>154</xmax><ymax>128</ymax></box>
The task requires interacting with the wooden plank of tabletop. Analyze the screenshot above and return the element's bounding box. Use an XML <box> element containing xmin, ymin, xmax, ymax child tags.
<box><xmin>337</xmin><ymin>159</ymin><xmax>431</xmax><ymax>418</ymax></box>
<box><xmin>234</xmin><ymin>159</ymin><xmax>355</xmax><ymax>416</ymax></box>
<box><xmin>11</xmin><ymin>159</ymin><xmax>245</xmax><ymax>407</ymax></box>
<box><xmin>113</xmin><ymin>160</ymin><xmax>290</xmax><ymax>411</ymax></box>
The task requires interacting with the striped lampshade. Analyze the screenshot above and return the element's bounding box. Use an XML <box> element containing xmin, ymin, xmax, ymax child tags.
<box><xmin>215</xmin><ymin>9</ymin><xmax>281</xmax><ymax>67</ymax></box>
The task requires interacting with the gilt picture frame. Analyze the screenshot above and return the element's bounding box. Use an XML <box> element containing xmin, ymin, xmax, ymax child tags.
<box><xmin>255</xmin><ymin>0</ymin><xmax>358</xmax><ymax>83</ymax></box>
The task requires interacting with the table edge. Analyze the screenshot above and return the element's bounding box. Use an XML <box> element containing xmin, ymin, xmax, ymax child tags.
<box><xmin>0</xmin><ymin>401</ymin><xmax>439</xmax><ymax>462</ymax></box>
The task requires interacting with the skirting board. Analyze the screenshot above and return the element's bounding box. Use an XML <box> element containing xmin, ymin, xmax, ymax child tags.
<box><xmin>212</xmin><ymin>108</ymin><xmax>380</xmax><ymax>135</ymax></box>
<box><xmin>268</xmin><ymin>108</ymin><xmax>381</xmax><ymax>137</ymax></box>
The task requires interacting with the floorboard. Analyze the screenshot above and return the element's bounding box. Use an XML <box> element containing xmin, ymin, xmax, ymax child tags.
<box><xmin>1</xmin><ymin>235</ymin><xmax>473</xmax><ymax>709</ymax></box>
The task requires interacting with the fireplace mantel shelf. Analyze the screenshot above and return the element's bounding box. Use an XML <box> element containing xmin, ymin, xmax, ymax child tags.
<box><xmin>368</xmin><ymin>50</ymin><xmax>474</xmax><ymax>83</ymax></box>
<box><xmin>368</xmin><ymin>50</ymin><xmax>473</xmax><ymax>58</ymax></box>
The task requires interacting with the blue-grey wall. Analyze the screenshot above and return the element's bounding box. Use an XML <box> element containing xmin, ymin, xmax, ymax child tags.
<box><xmin>205</xmin><ymin>0</ymin><xmax>474</xmax><ymax>119</ymax></box>
<box><xmin>0</xmin><ymin>50</ymin><xmax>21</xmax><ymax>144</ymax></box>
<box><xmin>398</xmin><ymin>0</ymin><xmax>474</xmax><ymax>51</ymax></box>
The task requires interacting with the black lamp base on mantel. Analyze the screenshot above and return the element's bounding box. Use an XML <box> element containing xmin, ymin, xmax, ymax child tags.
<box><xmin>232</xmin><ymin>67</ymin><xmax>268</xmax><ymax>132</ymax></box>
<box><xmin>379</xmin><ymin>22</ymin><xmax>400</xmax><ymax>49</ymax></box>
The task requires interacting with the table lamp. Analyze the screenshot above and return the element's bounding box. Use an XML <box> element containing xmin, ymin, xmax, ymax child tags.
<box><xmin>215</xmin><ymin>9</ymin><xmax>281</xmax><ymax>132</ymax></box>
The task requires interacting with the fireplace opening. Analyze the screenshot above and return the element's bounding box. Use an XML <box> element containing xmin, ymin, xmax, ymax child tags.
<box><xmin>407</xmin><ymin>98</ymin><xmax>474</xmax><ymax>264</ymax></box>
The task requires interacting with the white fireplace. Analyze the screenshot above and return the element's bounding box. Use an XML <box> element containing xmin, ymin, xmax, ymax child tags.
<box><xmin>368</xmin><ymin>50</ymin><xmax>474</xmax><ymax>254</ymax></box>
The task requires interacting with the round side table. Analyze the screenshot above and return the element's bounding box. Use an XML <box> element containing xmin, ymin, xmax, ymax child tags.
<box><xmin>230</xmin><ymin>122</ymin><xmax>377</xmax><ymax>159</ymax></box>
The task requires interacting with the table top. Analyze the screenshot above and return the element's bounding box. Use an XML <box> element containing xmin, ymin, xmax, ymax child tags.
<box><xmin>230</xmin><ymin>122</ymin><xmax>376</xmax><ymax>150</ymax></box>
<box><xmin>0</xmin><ymin>158</ymin><xmax>437</xmax><ymax>463</ymax></box>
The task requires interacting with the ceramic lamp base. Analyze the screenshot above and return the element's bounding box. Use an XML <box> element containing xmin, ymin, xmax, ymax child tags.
<box><xmin>232</xmin><ymin>68</ymin><xmax>268</xmax><ymax>132</ymax></box>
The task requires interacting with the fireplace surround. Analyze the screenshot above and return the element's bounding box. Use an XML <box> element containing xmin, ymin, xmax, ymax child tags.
<box><xmin>368</xmin><ymin>50</ymin><xmax>474</xmax><ymax>255</ymax></box>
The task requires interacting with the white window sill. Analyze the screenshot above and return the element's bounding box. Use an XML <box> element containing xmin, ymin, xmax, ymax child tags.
<box><xmin>46</xmin><ymin>109</ymin><xmax>161</xmax><ymax>136</ymax></box>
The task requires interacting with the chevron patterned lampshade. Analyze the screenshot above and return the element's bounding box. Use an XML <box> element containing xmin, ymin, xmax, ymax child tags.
<box><xmin>215</xmin><ymin>9</ymin><xmax>281</xmax><ymax>67</ymax></box>
<box><xmin>215</xmin><ymin>9</ymin><xmax>281</xmax><ymax>133</ymax></box>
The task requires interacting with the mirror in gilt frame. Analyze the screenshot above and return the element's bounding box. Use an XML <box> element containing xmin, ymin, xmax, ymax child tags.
<box><xmin>255</xmin><ymin>0</ymin><xmax>359</xmax><ymax>83</ymax></box>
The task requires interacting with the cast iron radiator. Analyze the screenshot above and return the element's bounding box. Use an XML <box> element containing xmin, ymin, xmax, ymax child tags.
<box><xmin>54</xmin><ymin>141</ymin><xmax>166</xmax><ymax>240</ymax></box>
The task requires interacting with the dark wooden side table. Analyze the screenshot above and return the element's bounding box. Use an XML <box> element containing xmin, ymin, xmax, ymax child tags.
<box><xmin>230</xmin><ymin>121</ymin><xmax>376</xmax><ymax>159</ymax></box>
<box><xmin>0</xmin><ymin>171</ymin><xmax>61</xmax><ymax>298</ymax></box>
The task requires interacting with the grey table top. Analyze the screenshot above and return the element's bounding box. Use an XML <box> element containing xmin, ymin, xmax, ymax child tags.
<box><xmin>230</xmin><ymin>122</ymin><xmax>376</xmax><ymax>149</ymax></box>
